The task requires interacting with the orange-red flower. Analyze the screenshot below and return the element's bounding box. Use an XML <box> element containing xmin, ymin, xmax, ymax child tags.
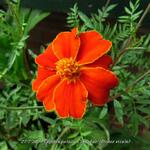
<box><xmin>32</xmin><ymin>28</ymin><xmax>119</xmax><ymax>119</ymax></box>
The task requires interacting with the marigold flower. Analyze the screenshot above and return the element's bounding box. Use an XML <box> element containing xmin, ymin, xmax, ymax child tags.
<box><xmin>32</xmin><ymin>28</ymin><xmax>119</xmax><ymax>119</ymax></box>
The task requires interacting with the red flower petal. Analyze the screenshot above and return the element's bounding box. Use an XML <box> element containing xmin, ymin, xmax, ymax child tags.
<box><xmin>85</xmin><ymin>55</ymin><xmax>112</xmax><ymax>69</ymax></box>
<box><xmin>35</xmin><ymin>44</ymin><xmax>58</xmax><ymax>68</ymax></box>
<box><xmin>77</xmin><ymin>31</ymin><xmax>112</xmax><ymax>65</ymax></box>
<box><xmin>36</xmin><ymin>75</ymin><xmax>60</xmax><ymax>102</ymax></box>
<box><xmin>43</xmin><ymin>96</ymin><xmax>55</xmax><ymax>112</ymax></box>
<box><xmin>53</xmin><ymin>79</ymin><xmax>88</xmax><ymax>118</ymax></box>
<box><xmin>71</xmin><ymin>28</ymin><xmax>78</xmax><ymax>36</ymax></box>
<box><xmin>52</xmin><ymin>28</ymin><xmax>80</xmax><ymax>60</ymax></box>
<box><xmin>32</xmin><ymin>67</ymin><xmax>55</xmax><ymax>91</ymax></box>
<box><xmin>80</xmin><ymin>67</ymin><xmax>118</xmax><ymax>106</ymax></box>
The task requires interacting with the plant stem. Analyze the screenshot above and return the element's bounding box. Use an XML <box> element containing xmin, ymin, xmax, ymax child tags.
<box><xmin>136</xmin><ymin>3</ymin><xmax>150</xmax><ymax>31</ymax></box>
<box><xmin>126</xmin><ymin>69</ymin><xmax>150</xmax><ymax>92</ymax></box>
<box><xmin>51</xmin><ymin>127</ymin><xmax>70</xmax><ymax>150</ymax></box>
<box><xmin>0</xmin><ymin>105</ymin><xmax>43</xmax><ymax>110</ymax></box>
<box><xmin>109</xmin><ymin>69</ymin><xmax>150</xmax><ymax>101</ymax></box>
<box><xmin>111</xmin><ymin>3</ymin><xmax>150</xmax><ymax>67</ymax></box>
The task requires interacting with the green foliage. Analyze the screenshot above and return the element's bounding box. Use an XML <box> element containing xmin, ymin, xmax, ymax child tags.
<box><xmin>0</xmin><ymin>0</ymin><xmax>49</xmax><ymax>82</ymax></box>
<box><xmin>0</xmin><ymin>0</ymin><xmax>150</xmax><ymax>150</ymax></box>
<box><xmin>67</xmin><ymin>3</ymin><xmax>79</xmax><ymax>28</ymax></box>
<box><xmin>114</xmin><ymin>100</ymin><xmax>124</xmax><ymax>125</ymax></box>
<box><xmin>119</xmin><ymin>0</ymin><xmax>143</xmax><ymax>32</ymax></box>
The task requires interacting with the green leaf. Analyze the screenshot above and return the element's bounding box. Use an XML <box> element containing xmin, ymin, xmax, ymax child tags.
<box><xmin>137</xmin><ymin>114</ymin><xmax>149</xmax><ymax>128</ymax></box>
<box><xmin>24</xmin><ymin>130</ymin><xmax>45</xmax><ymax>140</ymax></box>
<box><xmin>8</xmin><ymin>51</ymin><xmax>17</xmax><ymax>70</ymax></box>
<box><xmin>68</xmin><ymin>132</ymin><xmax>79</xmax><ymax>139</ymax></box>
<box><xmin>21</xmin><ymin>111</ymin><xmax>31</xmax><ymax>126</ymax></box>
<box><xmin>81</xmin><ymin>144</ymin><xmax>89</xmax><ymax>150</ymax></box>
<box><xmin>135</xmin><ymin>100</ymin><xmax>150</xmax><ymax>104</ymax></box>
<box><xmin>125</xmin><ymin>7</ymin><xmax>132</xmax><ymax>14</ymax></box>
<box><xmin>67</xmin><ymin>3</ymin><xmax>80</xmax><ymax>28</ymax></box>
<box><xmin>8</xmin><ymin>141</ymin><xmax>18</xmax><ymax>150</ymax></box>
<box><xmin>106</xmin><ymin>4</ymin><xmax>117</xmax><ymax>12</ymax></box>
<box><xmin>23</xmin><ymin>9</ymin><xmax>50</xmax><ymax>35</ymax></box>
<box><xmin>114</xmin><ymin>100</ymin><xmax>124</xmax><ymax>125</ymax></box>
<box><xmin>129</xmin><ymin>1</ymin><xmax>135</xmax><ymax>11</ymax></box>
<box><xmin>137</xmin><ymin>107</ymin><xmax>150</xmax><ymax>115</ymax></box>
<box><xmin>79</xmin><ymin>11</ymin><xmax>93</xmax><ymax>28</ymax></box>
<box><xmin>99</xmin><ymin>105</ymin><xmax>108</xmax><ymax>119</ymax></box>
<box><xmin>70</xmin><ymin>137</ymin><xmax>81</xmax><ymax>146</ymax></box>
<box><xmin>39</xmin><ymin>115</ymin><xmax>56</xmax><ymax>125</ymax></box>
<box><xmin>0</xmin><ymin>110</ymin><xmax>5</xmax><ymax>119</ymax></box>
<box><xmin>5</xmin><ymin>111</ymin><xmax>18</xmax><ymax>129</ymax></box>
<box><xmin>0</xmin><ymin>141</ymin><xmax>8</xmax><ymax>150</ymax></box>
<box><xmin>81</xmin><ymin>131</ymin><xmax>92</xmax><ymax>137</ymax></box>
<box><xmin>130</xmin><ymin>112</ymin><xmax>139</xmax><ymax>136</ymax></box>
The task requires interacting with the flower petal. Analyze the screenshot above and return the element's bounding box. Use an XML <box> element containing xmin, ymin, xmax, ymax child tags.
<box><xmin>36</xmin><ymin>75</ymin><xmax>60</xmax><ymax>102</ymax></box>
<box><xmin>77</xmin><ymin>31</ymin><xmax>112</xmax><ymax>65</ymax></box>
<box><xmin>80</xmin><ymin>67</ymin><xmax>118</xmax><ymax>106</ymax></box>
<box><xmin>85</xmin><ymin>55</ymin><xmax>112</xmax><ymax>69</ymax></box>
<box><xmin>32</xmin><ymin>67</ymin><xmax>55</xmax><ymax>91</ymax></box>
<box><xmin>35</xmin><ymin>44</ymin><xmax>58</xmax><ymax>68</ymax></box>
<box><xmin>43</xmin><ymin>96</ymin><xmax>55</xmax><ymax>112</ymax></box>
<box><xmin>52</xmin><ymin>28</ymin><xmax>80</xmax><ymax>60</ymax></box>
<box><xmin>53</xmin><ymin>79</ymin><xmax>88</xmax><ymax>118</ymax></box>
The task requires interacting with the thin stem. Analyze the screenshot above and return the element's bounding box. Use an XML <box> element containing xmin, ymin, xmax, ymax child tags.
<box><xmin>111</xmin><ymin>47</ymin><xmax>128</xmax><ymax>67</ymax></box>
<box><xmin>51</xmin><ymin>127</ymin><xmax>70</xmax><ymax>150</ymax></box>
<box><xmin>126</xmin><ymin>69</ymin><xmax>150</xmax><ymax>92</ymax></box>
<box><xmin>109</xmin><ymin>69</ymin><xmax>150</xmax><ymax>101</ymax></box>
<box><xmin>0</xmin><ymin>105</ymin><xmax>44</xmax><ymax>110</ymax></box>
<box><xmin>136</xmin><ymin>3</ymin><xmax>150</xmax><ymax>31</ymax></box>
<box><xmin>111</xmin><ymin>3</ymin><xmax>150</xmax><ymax>67</ymax></box>
<box><xmin>23</xmin><ymin>47</ymin><xmax>32</xmax><ymax>79</ymax></box>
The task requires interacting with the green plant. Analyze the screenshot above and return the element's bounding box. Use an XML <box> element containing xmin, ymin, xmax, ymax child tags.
<box><xmin>0</xmin><ymin>0</ymin><xmax>150</xmax><ymax>149</ymax></box>
<box><xmin>0</xmin><ymin>0</ymin><xmax>49</xmax><ymax>82</ymax></box>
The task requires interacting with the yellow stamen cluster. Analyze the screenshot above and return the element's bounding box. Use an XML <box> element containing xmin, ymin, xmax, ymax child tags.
<box><xmin>56</xmin><ymin>58</ymin><xmax>80</xmax><ymax>81</ymax></box>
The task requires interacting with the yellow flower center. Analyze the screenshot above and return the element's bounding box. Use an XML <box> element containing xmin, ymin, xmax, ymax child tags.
<box><xmin>56</xmin><ymin>58</ymin><xmax>80</xmax><ymax>81</ymax></box>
